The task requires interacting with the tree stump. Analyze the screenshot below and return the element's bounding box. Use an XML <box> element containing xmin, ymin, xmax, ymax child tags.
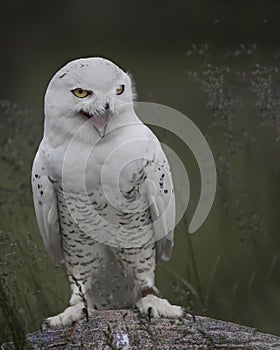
<box><xmin>5</xmin><ymin>310</ymin><xmax>280</xmax><ymax>349</ymax></box>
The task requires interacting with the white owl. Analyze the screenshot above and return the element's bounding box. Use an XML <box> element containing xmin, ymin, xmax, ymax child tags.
<box><xmin>32</xmin><ymin>57</ymin><xmax>183</xmax><ymax>329</ymax></box>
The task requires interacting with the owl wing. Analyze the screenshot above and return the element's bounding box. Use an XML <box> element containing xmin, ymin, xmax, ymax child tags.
<box><xmin>144</xmin><ymin>144</ymin><xmax>176</xmax><ymax>263</ymax></box>
<box><xmin>31</xmin><ymin>147</ymin><xmax>63</xmax><ymax>265</ymax></box>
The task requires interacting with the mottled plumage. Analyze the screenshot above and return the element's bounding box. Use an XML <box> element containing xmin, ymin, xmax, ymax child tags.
<box><xmin>32</xmin><ymin>57</ymin><xmax>182</xmax><ymax>328</ymax></box>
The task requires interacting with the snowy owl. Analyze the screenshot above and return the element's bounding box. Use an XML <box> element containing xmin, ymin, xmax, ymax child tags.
<box><xmin>32</xmin><ymin>57</ymin><xmax>183</xmax><ymax>329</ymax></box>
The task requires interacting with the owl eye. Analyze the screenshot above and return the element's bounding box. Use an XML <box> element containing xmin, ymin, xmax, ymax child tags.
<box><xmin>71</xmin><ymin>88</ymin><xmax>92</xmax><ymax>98</ymax></box>
<box><xmin>116</xmin><ymin>84</ymin><xmax>125</xmax><ymax>95</ymax></box>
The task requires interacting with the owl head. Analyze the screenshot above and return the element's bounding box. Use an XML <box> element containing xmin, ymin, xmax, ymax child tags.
<box><xmin>44</xmin><ymin>57</ymin><xmax>136</xmax><ymax>142</ymax></box>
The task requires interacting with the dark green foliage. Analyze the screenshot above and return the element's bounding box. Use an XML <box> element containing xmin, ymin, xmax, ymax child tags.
<box><xmin>0</xmin><ymin>280</ymin><xmax>32</xmax><ymax>349</ymax></box>
<box><xmin>0</xmin><ymin>46</ymin><xmax>280</xmax><ymax>347</ymax></box>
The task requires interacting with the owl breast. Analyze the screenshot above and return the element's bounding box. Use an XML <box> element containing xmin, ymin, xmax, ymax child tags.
<box><xmin>55</xmin><ymin>160</ymin><xmax>154</xmax><ymax>250</ymax></box>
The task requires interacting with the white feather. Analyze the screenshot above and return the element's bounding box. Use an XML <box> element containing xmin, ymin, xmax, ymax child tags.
<box><xmin>32</xmin><ymin>148</ymin><xmax>63</xmax><ymax>265</ymax></box>
<box><xmin>33</xmin><ymin>57</ymin><xmax>180</xmax><ymax>327</ymax></box>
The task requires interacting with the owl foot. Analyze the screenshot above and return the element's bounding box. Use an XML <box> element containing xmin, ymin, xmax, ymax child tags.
<box><xmin>136</xmin><ymin>294</ymin><xmax>183</xmax><ymax>319</ymax></box>
<box><xmin>40</xmin><ymin>302</ymin><xmax>87</xmax><ymax>330</ymax></box>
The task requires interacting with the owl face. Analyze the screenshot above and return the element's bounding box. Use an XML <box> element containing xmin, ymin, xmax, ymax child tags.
<box><xmin>45</xmin><ymin>57</ymin><xmax>135</xmax><ymax>139</ymax></box>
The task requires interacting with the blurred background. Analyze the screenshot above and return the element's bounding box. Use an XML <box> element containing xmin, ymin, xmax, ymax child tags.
<box><xmin>1</xmin><ymin>0</ymin><xmax>280</xmax><ymax>344</ymax></box>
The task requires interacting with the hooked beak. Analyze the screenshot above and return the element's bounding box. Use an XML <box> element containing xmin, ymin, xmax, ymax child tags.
<box><xmin>80</xmin><ymin>105</ymin><xmax>111</xmax><ymax>138</ymax></box>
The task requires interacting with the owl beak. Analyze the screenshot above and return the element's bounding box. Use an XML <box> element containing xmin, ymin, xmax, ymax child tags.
<box><xmin>81</xmin><ymin>106</ymin><xmax>111</xmax><ymax>138</ymax></box>
<box><xmin>91</xmin><ymin>111</ymin><xmax>110</xmax><ymax>138</ymax></box>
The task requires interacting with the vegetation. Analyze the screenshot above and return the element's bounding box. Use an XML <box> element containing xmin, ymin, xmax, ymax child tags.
<box><xmin>0</xmin><ymin>46</ymin><xmax>280</xmax><ymax>347</ymax></box>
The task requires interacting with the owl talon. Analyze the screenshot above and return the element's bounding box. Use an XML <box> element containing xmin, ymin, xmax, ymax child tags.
<box><xmin>40</xmin><ymin>319</ymin><xmax>50</xmax><ymax>332</ymax></box>
<box><xmin>40</xmin><ymin>302</ymin><xmax>85</xmax><ymax>329</ymax></box>
<box><xmin>147</xmin><ymin>306</ymin><xmax>153</xmax><ymax>321</ymax></box>
<box><xmin>82</xmin><ymin>307</ymin><xmax>89</xmax><ymax>322</ymax></box>
<box><xmin>183</xmin><ymin>309</ymin><xmax>196</xmax><ymax>323</ymax></box>
<box><xmin>136</xmin><ymin>294</ymin><xmax>183</xmax><ymax>318</ymax></box>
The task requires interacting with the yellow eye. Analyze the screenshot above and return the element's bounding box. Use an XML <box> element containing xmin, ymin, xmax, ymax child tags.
<box><xmin>71</xmin><ymin>88</ymin><xmax>91</xmax><ymax>98</ymax></box>
<box><xmin>116</xmin><ymin>84</ymin><xmax>125</xmax><ymax>95</ymax></box>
